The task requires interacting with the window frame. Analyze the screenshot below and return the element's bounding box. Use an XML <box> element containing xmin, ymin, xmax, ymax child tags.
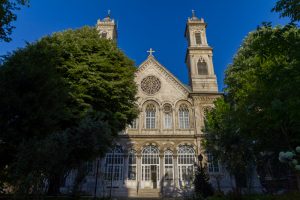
<box><xmin>207</xmin><ymin>152</ymin><xmax>220</xmax><ymax>173</ymax></box>
<box><xmin>128</xmin><ymin>150</ymin><xmax>137</xmax><ymax>180</ymax></box>
<box><xmin>178</xmin><ymin>145</ymin><xmax>195</xmax><ymax>183</ymax></box>
<box><xmin>104</xmin><ymin>146</ymin><xmax>124</xmax><ymax>181</ymax></box>
<box><xmin>178</xmin><ymin>104</ymin><xmax>190</xmax><ymax>129</ymax></box>
<box><xmin>145</xmin><ymin>104</ymin><xmax>156</xmax><ymax>129</ymax></box>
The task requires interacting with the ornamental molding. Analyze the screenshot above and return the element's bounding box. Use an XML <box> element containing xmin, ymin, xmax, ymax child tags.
<box><xmin>192</xmin><ymin>95</ymin><xmax>220</xmax><ymax>104</ymax></box>
<box><xmin>137</xmin><ymin>57</ymin><xmax>190</xmax><ymax>95</ymax></box>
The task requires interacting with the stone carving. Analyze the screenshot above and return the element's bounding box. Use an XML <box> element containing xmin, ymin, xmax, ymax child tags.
<box><xmin>141</xmin><ymin>75</ymin><xmax>161</xmax><ymax>95</ymax></box>
<box><xmin>137</xmin><ymin>58</ymin><xmax>190</xmax><ymax>95</ymax></box>
<box><xmin>163</xmin><ymin>103</ymin><xmax>172</xmax><ymax>113</ymax></box>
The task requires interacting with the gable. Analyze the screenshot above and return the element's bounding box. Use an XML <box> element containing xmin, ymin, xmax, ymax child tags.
<box><xmin>135</xmin><ymin>56</ymin><xmax>190</xmax><ymax>104</ymax></box>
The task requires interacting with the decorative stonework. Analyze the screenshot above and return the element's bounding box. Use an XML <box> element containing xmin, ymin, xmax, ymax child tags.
<box><xmin>137</xmin><ymin>58</ymin><xmax>190</xmax><ymax>95</ymax></box>
<box><xmin>141</xmin><ymin>75</ymin><xmax>161</xmax><ymax>95</ymax></box>
<box><xmin>163</xmin><ymin>103</ymin><xmax>172</xmax><ymax>113</ymax></box>
<box><xmin>193</xmin><ymin>96</ymin><xmax>220</xmax><ymax>104</ymax></box>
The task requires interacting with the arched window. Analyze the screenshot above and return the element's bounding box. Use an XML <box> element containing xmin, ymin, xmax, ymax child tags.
<box><xmin>164</xmin><ymin>150</ymin><xmax>174</xmax><ymax>180</ymax></box>
<box><xmin>128</xmin><ymin>150</ymin><xmax>137</xmax><ymax>180</ymax></box>
<box><xmin>104</xmin><ymin>146</ymin><xmax>124</xmax><ymax>181</ymax></box>
<box><xmin>163</xmin><ymin>104</ymin><xmax>172</xmax><ymax>129</ymax></box>
<box><xmin>195</xmin><ymin>32</ymin><xmax>202</xmax><ymax>45</ymax></box>
<box><xmin>197</xmin><ymin>60</ymin><xmax>208</xmax><ymax>75</ymax></box>
<box><xmin>145</xmin><ymin>104</ymin><xmax>156</xmax><ymax>129</ymax></box>
<box><xmin>142</xmin><ymin>146</ymin><xmax>160</xmax><ymax>182</ymax></box>
<box><xmin>101</xmin><ymin>31</ymin><xmax>107</xmax><ymax>39</ymax></box>
<box><xmin>179</xmin><ymin>104</ymin><xmax>190</xmax><ymax>129</ymax></box>
<box><xmin>178</xmin><ymin>145</ymin><xmax>195</xmax><ymax>184</ymax></box>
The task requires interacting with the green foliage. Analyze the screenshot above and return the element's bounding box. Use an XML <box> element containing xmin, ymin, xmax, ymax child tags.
<box><xmin>0</xmin><ymin>26</ymin><xmax>138</xmax><ymax>195</ymax></box>
<box><xmin>272</xmin><ymin>0</ymin><xmax>300</xmax><ymax>22</ymax></box>
<box><xmin>225</xmin><ymin>24</ymin><xmax>300</xmax><ymax>153</ymax></box>
<box><xmin>193</xmin><ymin>166</ymin><xmax>214</xmax><ymax>198</ymax></box>
<box><xmin>203</xmin><ymin>98</ymin><xmax>255</xmax><ymax>191</ymax></box>
<box><xmin>0</xmin><ymin>0</ymin><xmax>29</xmax><ymax>42</ymax></box>
<box><xmin>204</xmin><ymin>24</ymin><xmax>300</xmax><ymax>192</ymax></box>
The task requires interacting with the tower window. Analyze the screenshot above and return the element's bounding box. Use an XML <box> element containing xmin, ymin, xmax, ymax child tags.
<box><xmin>197</xmin><ymin>60</ymin><xmax>208</xmax><ymax>75</ymax></box>
<box><xmin>195</xmin><ymin>32</ymin><xmax>202</xmax><ymax>45</ymax></box>
<box><xmin>101</xmin><ymin>31</ymin><xmax>107</xmax><ymax>39</ymax></box>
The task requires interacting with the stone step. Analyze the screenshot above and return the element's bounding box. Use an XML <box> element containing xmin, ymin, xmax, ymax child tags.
<box><xmin>138</xmin><ymin>189</ymin><xmax>160</xmax><ymax>198</ymax></box>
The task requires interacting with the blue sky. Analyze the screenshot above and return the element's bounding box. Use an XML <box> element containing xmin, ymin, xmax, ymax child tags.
<box><xmin>0</xmin><ymin>0</ymin><xmax>288</xmax><ymax>90</ymax></box>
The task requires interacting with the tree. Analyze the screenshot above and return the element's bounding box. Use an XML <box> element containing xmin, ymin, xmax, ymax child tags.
<box><xmin>203</xmin><ymin>98</ymin><xmax>255</xmax><ymax>194</ymax></box>
<box><xmin>224</xmin><ymin>24</ymin><xmax>300</xmax><ymax>154</ymax></box>
<box><xmin>0</xmin><ymin>26</ymin><xmax>138</xmax><ymax>195</ymax></box>
<box><xmin>193</xmin><ymin>166</ymin><xmax>214</xmax><ymax>199</ymax></box>
<box><xmin>204</xmin><ymin>24</ymin><xmax>300</xmax><ymax>192</ymax></box>
<box><xmin>0</xmin><ymin>0</ymin><xmax>29</xmax><ymax>42</ymax></box>
<box><xmin>272</xmin><ymin>0</ymin><xmax>300</xmax><ymax>22</ymax></box>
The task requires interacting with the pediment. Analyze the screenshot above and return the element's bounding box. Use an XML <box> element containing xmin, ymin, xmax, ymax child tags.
<box><xmin>135</xmin><ymin>56</ymin><xmax>191</xmax><ymax>104</ymax></box>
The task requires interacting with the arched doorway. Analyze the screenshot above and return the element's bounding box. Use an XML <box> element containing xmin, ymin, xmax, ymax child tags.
<box><xmin>141</xmin><ymin>145</ymin><xmax>160</xmax><ymax>188</ymax></box>
<box><xmin>178</xmin><ymin>145</ymin><xmax>195</xmax><ymax>187</ymax></box>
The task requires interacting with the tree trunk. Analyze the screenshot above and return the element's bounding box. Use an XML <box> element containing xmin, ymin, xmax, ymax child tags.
<box><xmin>47</xmin><ymin>174</ymin><xmax>63</xmax><ymax>196</ymax></box>
<box><xmin>71</xmin><ymin>163</ymin><xmax>87</xmax><ymax>198</ymax></box>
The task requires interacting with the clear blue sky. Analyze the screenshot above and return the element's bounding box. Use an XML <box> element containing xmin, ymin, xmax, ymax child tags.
<box><xmin>0</xmin><ymin>0</ymin><xmax>288</xmax><ymax>91</ymax></box>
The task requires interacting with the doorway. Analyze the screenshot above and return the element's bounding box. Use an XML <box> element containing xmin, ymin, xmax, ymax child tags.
<box><xmin>141</xmin><ymin>146</ymin><xmax>160</xmax><ymax>189</ymax></box>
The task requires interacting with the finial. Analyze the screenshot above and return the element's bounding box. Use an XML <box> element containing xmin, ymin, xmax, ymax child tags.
<box><xmin>192</xmin><ymin>10</ymin><xmax>196</xmax><ymax>17</ymax></box>
<box><xmin>191</xmin><ymin>9</ymin><xmax>199</xmax><ymax>20</ymax></box>
<box><xmin>108</xmin><ymin>10</ymin><xmax>111</xmax><ymax>17</ymax></box>
<box><xmin>147</xmin><ymin>48</ymin><xmax>155</xmax><ymax>56</ymax></box>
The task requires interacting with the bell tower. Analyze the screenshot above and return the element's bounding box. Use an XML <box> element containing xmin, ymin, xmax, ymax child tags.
<box><xmin>96</xmin><ymin>10</ymin><xmax>117</xmax><ymax>41</ymax></box>
<box><xmin>185</xmin><ymin>10</ymin><xmax>218</xmax><ymax>92</ymax></box>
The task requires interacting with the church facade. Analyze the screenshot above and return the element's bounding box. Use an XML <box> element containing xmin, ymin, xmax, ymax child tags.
<box><xmin>63</xmin><ymin>12</ymin><xmax>260</xmax><ymax>198</ymax></box>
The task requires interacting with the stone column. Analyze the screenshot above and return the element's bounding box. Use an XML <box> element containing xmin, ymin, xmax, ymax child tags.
<box><xmin>136</xmin><ymin>154</ymin><xmax>142</xmax><ymax>193</ymax></box>
<box><xmin>159</xmin><ymin>153</ymin><xmax>164</xmax><ymax>193</ymax></box>
<box><xmin>123</xmin><ymin>154</ymin><xmax>129</xmax><ymax>184</ymax></box>
<box><xmin>139</xmin><ymin>109</ymin><xmax>143</xmax><ymax>132</ymax></box>
<box><xmin>172</xmin><ymin>109</ymin><xmax>176</xmax><ymax>134</ymax></box>
<box><xmin>160</xmin><ymin>154</ymin><xmax>164</xmax><ymax>180</ymax></box>
<box><xmin>173</xmin><ymin>154</ymin><xmax>179</xmax><ymax>188</ymax></box>
<box><xmin>158</xmin><ymin>107</ymin><xmax>162</xmax><ymax>133</ymax></box>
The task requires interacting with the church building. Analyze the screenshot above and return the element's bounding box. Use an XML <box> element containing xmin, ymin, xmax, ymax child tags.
<box><xmin>63</xmin><ymin>11</ymin><xmax>260</xmax><ymax>198</ymax></box>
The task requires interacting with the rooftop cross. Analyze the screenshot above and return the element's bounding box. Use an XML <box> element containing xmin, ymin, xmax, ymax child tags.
<box><xmin>108</xmin><ymin>10</ymin><xmax>111</xmax><ymax>17</ymax></box>
<box><xmin>147</xmin><ymin>48</ymin><xmax>155</xmax><ymax>56</ymax></box>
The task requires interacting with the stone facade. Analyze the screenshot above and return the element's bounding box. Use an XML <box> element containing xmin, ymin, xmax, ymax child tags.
<box><xmin>62</xmin><ymin>11</ymin><xmax>261</xmax><ymax>198</ymax></box>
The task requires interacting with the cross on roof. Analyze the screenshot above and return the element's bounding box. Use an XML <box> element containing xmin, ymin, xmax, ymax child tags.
<box><xmin>147</xmin><ymin>48</ymin><xmax>155</xmax><ymax>56</ymax></box>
